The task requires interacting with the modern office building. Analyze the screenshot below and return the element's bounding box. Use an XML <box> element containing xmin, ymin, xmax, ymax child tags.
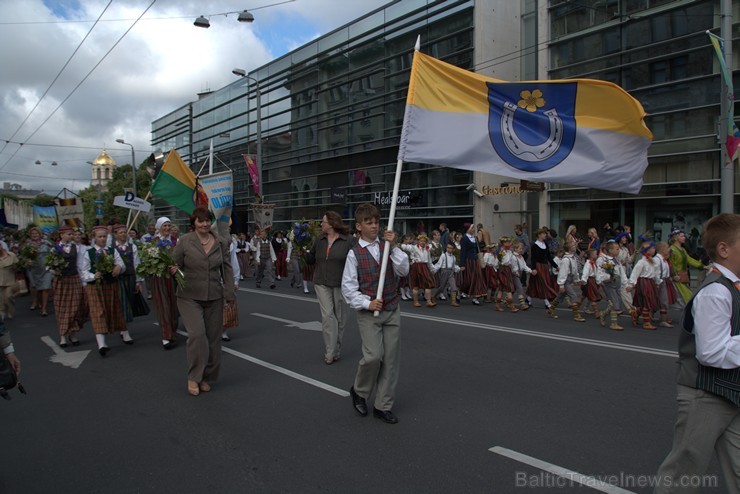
<box><xmin>151</xmin><ymin>0</ymin><xmax>737</xmax><ymax>240</ymax></box>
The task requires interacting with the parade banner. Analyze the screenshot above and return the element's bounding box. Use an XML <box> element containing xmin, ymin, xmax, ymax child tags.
<box><xmin>199</xmin><ymin>170</ymin><xmax>233</xmax><ymax>223</ymax></box>
<box><xmin>55</xmin><ymin>197</ymin><xmax>84</xmax><ymax>229</ymax></box>
<box><xmin>252</xmin><ymin>203</ymin><xmax>274</xmax><ymax>230</ymax></box>
<box><xmin>33</xmin><ymin>205</ymin><xmax>59</xmax><ymax>233</ymax></box>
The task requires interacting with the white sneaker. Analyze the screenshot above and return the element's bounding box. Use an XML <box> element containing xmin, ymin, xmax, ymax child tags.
<box><xmin>438</xmin><ymin>294</ymin><xmax>447</xmax><ymax>301</ymax></box>
<box><xmin>472</xmin><ymin>298</ymin><xmax>480</xmax><ymax>305</ymax></box>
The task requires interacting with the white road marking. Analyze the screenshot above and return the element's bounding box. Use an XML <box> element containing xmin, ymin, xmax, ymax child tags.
<box><xmin>251</xmin><ymin>313</ymin><xmax>322</xmax><ymax>331</ymax></box>
<box><xmin>489</xmin><ymin>446</ymin><xmax>636</xmax><ymax>494</ymax></box>
<box><xmin>238</xmin><ymin>288</ymin><xmax>678</xmax><ymax>358</ymax></box>
<box><xmin>173</xmin><ymin>329</ymin><xmax>348</xmax><ymax>397</ymax></box>
<box><xmin>41</xmin><ymin>336</ymin><xmax>90</xmax><ymax>369</ymax></box>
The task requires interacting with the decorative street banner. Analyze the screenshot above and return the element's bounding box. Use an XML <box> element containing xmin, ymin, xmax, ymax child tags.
<box><xmin>33</xmin><ymin>205</ymin><xmax>59</xmax><ymax>233</ymax></box>
<box><xmin>55</xmin><ymin>197</ymin><xmax>84</xmax><ymax>229</ymax></box>
<box><xmin>252</xmin><ymin>203</ymin><xmax>274</xmax><ymax>230</ymax></box>
<box><xmin>199</xmin><ymin>170</ymin><xmax>233</xmax><ymax>223</ymax></box>
<box><xmin>243</xmin><ymin>154</ymin><xmax>260</xmax><ymax>196</ymax></box>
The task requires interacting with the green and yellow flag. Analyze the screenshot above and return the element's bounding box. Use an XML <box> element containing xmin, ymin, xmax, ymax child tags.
<box><xmin>150</xmin><ymin>149</ymin><xmax>206</xmax><ymax>214</ymax></box>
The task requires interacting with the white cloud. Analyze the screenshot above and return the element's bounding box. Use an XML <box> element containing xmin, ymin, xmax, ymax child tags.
<box><xmin>0</xmin><ymin>0</ymin><xmax>388</xmax><ymax>194</ymax></box>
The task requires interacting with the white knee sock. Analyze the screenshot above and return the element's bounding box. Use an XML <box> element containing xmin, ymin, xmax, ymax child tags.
<box><xmin>121</xmin><ymin>330</ymin><xmax>133</xmax><ymax>342</ymax></box>
<box><xmin>96</xmin><ymin>334</ymin><xmax>107</xmax><ymax>349</ymax></box>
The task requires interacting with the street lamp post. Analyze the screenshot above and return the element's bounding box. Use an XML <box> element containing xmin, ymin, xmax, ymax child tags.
<box><xmin>232</xmin><ymin>68</ymin><xmax>262</xmax><ymax>200</ymax></box>
<box><xmin>116</xmin><ymin>139</ymin><xmax>136</xmax><ymax>198</ymax></box>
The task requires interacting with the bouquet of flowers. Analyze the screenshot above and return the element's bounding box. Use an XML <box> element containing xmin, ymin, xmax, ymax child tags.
<box><xmin>288</xmin><ymin>220</ymin><xmax>317</xmax><ymax>252</ymax></box>
<box><xmin>137</xmin><ymin>241</ymin><xmax>185</xmax><ymax>289</ymax></box>
<box><xmin>45</xmin><ymin>244</ymin><xmax>69</xmax><ymax>272</ymax></box>
<box><xmin>16</xmin><ymin>243</ymin><xmax>38</xmax><ymax>271</ymax></box>
<box><xmin>94</xmin><ymin>249</ymin><xmax>116</xmax><ymax>284</ymax></box>
<box><xmin>602</xmin><ymin>260</ymin><xmax>616</xmax><ymax>281</ymax></box>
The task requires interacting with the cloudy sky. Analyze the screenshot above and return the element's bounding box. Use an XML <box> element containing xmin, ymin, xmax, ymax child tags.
<box><xmin>0</xmin><ymin>0</ymin><xmax>389</xmax><ymax>195</ymax></box>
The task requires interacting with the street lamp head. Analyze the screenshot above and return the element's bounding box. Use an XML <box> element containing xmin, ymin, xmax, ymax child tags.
<box><xmin>194</xmin><ymin>15</ymin><xmax>210</xmax><ymax>28</ymax></box>
<box><xmin>116</xmin><ymin>138</ymin><xmax>125</xmax><ymax>144</ymax></box>
<box><xmin>232</xmin><ymin>68</ymin><xmax>246</xmax><ymax>77</ymax></box>
<box><xmin>35</xmin><ymin>160</ymin><xmax>41</xmax><ymax>165</ymax></box>
<box><xmin>237</xmin><ymin>10</ymin><xmax>255</xmax><ymax>23</ymax></box>
<box><xmin>51</xmin><ymin>161</ymin><xmax>58</xmax><ymax>166</ymax></box>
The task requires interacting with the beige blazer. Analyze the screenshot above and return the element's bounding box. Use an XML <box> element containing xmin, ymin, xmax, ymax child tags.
<box><xmin>172</xmin><ymin>232</ymin><xmax>235</xmax><ymax>303</ymax></box>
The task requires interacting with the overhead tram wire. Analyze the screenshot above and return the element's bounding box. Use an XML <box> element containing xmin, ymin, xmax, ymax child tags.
<box><xmin>0</xmin><ymin>0</ymin><xmax>296</xmax><ymax>25</ymax></box>
<box><xmin>0</xmin><ymin>0</ymin><xmax>158</xmax><ymax>173</ymax></box>
<box><xmin>0</xmin><ymin>1</ymin><xmax>114</xmax><ymax>159</ymax></box>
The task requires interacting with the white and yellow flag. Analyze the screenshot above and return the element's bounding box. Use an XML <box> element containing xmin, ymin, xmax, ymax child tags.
<box><xmin>397</xmin><ymin>52</ymin><xmax>653</xmax><ymax>194</ymax></box>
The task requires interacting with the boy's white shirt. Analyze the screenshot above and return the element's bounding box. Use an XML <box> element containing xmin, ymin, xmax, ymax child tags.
<box><xmin>596</xmin><ymin>253</ymin><xmax>626</xmax><ymax>284</ymax></box>
<box><xmin>556</xmin><ymin>253</ymin><xmax>579</xmax><ymax>286</ymax></box>
<box><xmin>432</xmin><ymin>252</ymin><xmax>461</xmax><ymax>274</ymax></box>
<box><xmin>512</xmin><ymin>252</ymin><xmax>531</xmax><ymax>275</ymax></box>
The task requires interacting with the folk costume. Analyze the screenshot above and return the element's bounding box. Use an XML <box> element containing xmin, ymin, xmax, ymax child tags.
<box><xmin>596</xmin><ymin>248</ymin><xmax>626</xmax><ymax>330</ymax></box>
<box><xmin>580</xmin><ymin>258</ymin><xmax>603</xmax><ymax>319</ymax></box>
<box><xmin>255</xmin><ymin>236</ymin><xmax>277</xmax><ymax>289</ymax></box>
<box><xmin>481</xmin><ymin>251</ymin><xmax>499</xmax><ymax>303</ymax></box>
<box><xmin>272</xmin><ymin>235</ymin><xmax>287</xmax><ymax>279</ymax></box>
<box><xmin>222</xmin><ymin>239</ymin><xmax>240</xmax><ymax>338</ymax></box>
<box><xmin>52</xmin><ymin>228</ymin><xmax>86</xmax><ymax>346</ymax></box>
<box><xmin>235</xmin><ymin>236</ymin><xmax>252</xmax><ymax>279</ymax></box>
<box><xmin>615</xmin><ymin>232</ymin><xmax>635</xmax><ymax>312</ymax></box>
<box><xmin>0</xmin><ymin>245</ymin><xmax>18</xmax><ymax>320</ymax></box>
<box><xmin>342</xmin><ymin>236</ymin><xmax>409</xmax><ymax>417</ymax></box>
<box><xmin>286</xmin><ymin>241</ymin><xmax>304</xmax><ymax>289</ymax></box>
<box><xmin>627</xmin><ymin>251</ymin><xmax>661</xmax><ymax>330</ymax></box>
<box><xmin>511</xmin><ymin>250</ymin><xmax>533</xmax><ymax>311</ymax></box>
<box><xmin>548</xmin><ymin>252</ymin><xmax>585</xmax><ymax>321</ymax></box>
<box><xmin>400</xmin><ymin>239</ymin><xmax>437</xmax><ymax>308</ymax></box>
<box><xmin>655</xmin><ymin>252</ymin><xmax>679</xmax><ymax>327</ymax></box>
<box><xmin>113</xmin><ymin>229</ymin><xmax>146</xmax><ymax>323</ymax></box>
<box><xmin>496</xmin><ymin>242</ymin><xmax>519</xmax><ymax>312</ymax></box>
<box><xmin>79</xmin><ymin>228</ymin><xmax>128</xmax><ymax>355</ymax></box>
<box><xmin>459</xmin><ymin>229</ymin><xmax>486</xmax><ymax>304</ymax></box>
<box><xmin>432</xmin><ymin>250</ymin><xmax>461</xmax><ymax>307</ymax></box>
<box><xmin>527</xmin><ymin>235</ymin><xmax>559</xmax><ymax>303</ymax></box>
<box><xmin>668</xmin><ymin>228</ymin><xmax>705</xmax><ymax>303</ymax></box>
<box><xmin>151</xmin><ymin>217</ymin><xmax>179</xmax><ymax>349</ymax></box>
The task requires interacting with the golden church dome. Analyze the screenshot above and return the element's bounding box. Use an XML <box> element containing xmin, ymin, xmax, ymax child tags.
<box><xmin>92</xmin><ymin>149</ymin><xmax>116</xmax><ymax>167</ymax></box>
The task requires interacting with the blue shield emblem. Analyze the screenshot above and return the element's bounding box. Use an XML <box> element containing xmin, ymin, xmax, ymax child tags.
<box><xmin>487</xmin><ymin>83</ymin><xmax>577</xmax><ymax>172</ymax></box>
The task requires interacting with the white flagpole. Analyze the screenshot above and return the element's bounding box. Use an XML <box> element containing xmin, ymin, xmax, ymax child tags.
<box><xmin>373</xmin><ymin>35</ymin><xmax>420</xmax><ymax>317</ymax></box>
<box><xmin>208</xmin><ymin>139</ymin><xmax>214</xmax><ymax>175</ymax></box>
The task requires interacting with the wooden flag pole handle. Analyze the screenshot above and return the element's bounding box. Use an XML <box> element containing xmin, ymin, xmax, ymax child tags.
<box><xmin>126</xmin><ymin>191</ymin><xmax>152</xmax><ymax>232</ymax></box>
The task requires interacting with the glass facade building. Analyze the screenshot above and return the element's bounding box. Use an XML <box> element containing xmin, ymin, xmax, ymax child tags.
<box><xmin>152</xmin><ymin>0</ymin><xmax>477</xmax><ymax>233</ymax></box>
<box><xmin>546</xmin><ymin>0</ymin><xmax>739</xmax><ymax>241</ymax></box>
<box><xmin>152</xmin><ymin>0</ymin><xmax>737</xmax><ymax>240</ymax></box>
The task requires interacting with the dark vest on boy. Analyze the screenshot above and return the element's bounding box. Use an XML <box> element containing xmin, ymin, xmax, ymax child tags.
<box><xmin>678</xmin><ymin>271</ymin><xmax>740</xmax><ymax>406</ymax></box>
<box><xmin>259</xmin><ymin>240</ymin><xmax>271</xmax><ymax>263</ymax></box>
<box><xmin>352</xmin><ymin>241</ymin><xmax>399</xmax><ymax>312</ymax></box>
<box><xmin>87</xmin><ymin>246</ymin><xmax>117</xmax><ymax>284</ymax></box>
<box><xmin>60</xmin><ymin>243</ymin><xmax>78</xmax><ymax>277</ymax></box>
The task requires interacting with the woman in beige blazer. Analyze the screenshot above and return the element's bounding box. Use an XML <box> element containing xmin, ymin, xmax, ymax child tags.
<box><xmin>172</xmin><ymin>206</ymin><xmax>235</xmax><ymax>396</ymax></box>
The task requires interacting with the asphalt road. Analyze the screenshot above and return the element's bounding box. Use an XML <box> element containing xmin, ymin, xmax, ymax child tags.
<box><xmin>0</xmin><ymin>278</ymin><xmax>731</xmax><ymax>494</ymax></box>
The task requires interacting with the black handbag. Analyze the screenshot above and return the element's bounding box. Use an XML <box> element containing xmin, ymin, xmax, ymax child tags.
<box><xmin>0</xmin><ymin>351</ymin><xmax>26</xmax><ymax>400</ymax></box>
<box><xmin>131</xmin><ymin>291</ymin><xmax>151</xmax><ymax>317</ymax></box>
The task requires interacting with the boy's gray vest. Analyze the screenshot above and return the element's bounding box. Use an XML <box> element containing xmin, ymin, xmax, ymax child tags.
<box><xmin>678</xmin><ymin>271</ymin><xmax>740</xmax><ymax>406</ymax></box>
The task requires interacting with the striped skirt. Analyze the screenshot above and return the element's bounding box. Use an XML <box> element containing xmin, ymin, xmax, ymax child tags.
<box><xmin>484</xmin><ymin>265</ymin><xmax>499</xmax><ymax>290</ymax></box>
<box><xmin>151</xmin><ymin>275</ymin><xmax>179</xmax><ymax>340</ymax></box>
<box><xmin>223</xmin><ymin>301</ymin><xmax>239</xmax><ymax>329</ymax></box>
<box><xmin>409</xmin><ymin>262</ymin><xmax>437</xmax><ymax>289</ymax></box>
<box><xmin>118</xmin><ymin>274</ymin><xmax>136</xmax><ymax>322</ymax></box>
<box><xmin>85</xmin><ymin>282</ymin><xmax>126</xmax><ymax>335</ymax></box>
<box><xmin>52</xmin><ymin>275</ymin><xmax>85</xmax><ymax>336</ymax></box>
<box><xmin>584</xmin><ymin>277</ymin><xmax>602</xmax><ymax>302</ymax></box>
<box><xmin>632</xmin><ymin>277</ymin><xmax>660</xmax><ymax>313</ymax></box>
<box><xmin>497</xmin><ymin>265</ymin><xmax>516</xmax><ymax>293</ymax></box>
<box><xmin>237</xmin><ymin>251</ymin><xmax>251</xmax><ymax>277</ymax></box>
<box><xmin>526</xmin><ymin>262</ymin><xmax>559</xmax><ymax>301</ymax></box>
<box><xmin>660</xmin><ymin>278</ymin><xmax>679</xmax><ymax>307</ymax></box>
<box><xmin>460</xmin><ymin>258</ymin><xmax>487</xmax><ymax>298</ymax></box>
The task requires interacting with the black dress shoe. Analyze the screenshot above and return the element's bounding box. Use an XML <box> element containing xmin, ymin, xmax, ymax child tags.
<box><xmin>120</xmin><ymin>335</ymin><xmax>134</xmax><ymax>345</ymax></box>
<box><xmin>373</xmin><ymin>407</ymin><xmax>398</xmax><ymax>424</ymax></box>
<box><xmin>71</xmin><ymin>340</ymin><xmax>80</xmax><ymax>347</ymax></box>
<box><xmin>163</xmin><ymin>341</ymin><xmax>176</xmax><ymax>350</ymax></box>
<box><xmin>221</xmin><ymin>335</ymin><xmax>231</xmax><ymax>342</ymax></box>
<box><xmin>349</xmin><ymin>387</ymin><xmax>368</xmax><ymax>417</ymax></box>
<box><xmin>98</xmin><ymin>346</ymin><xmax>110</xmax><ymax>357</ymax></box>
<box><xmin>59</xmin><ymin>342</ymin><xmax>68</xmax><ymax>348</ymax></box>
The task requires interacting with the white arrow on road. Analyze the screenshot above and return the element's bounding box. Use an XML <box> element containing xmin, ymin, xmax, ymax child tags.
<box><xmin>41</xmin><ymin>336</ymin><xmax>90</xmax><ymax>369</ymax></box>
<box><xmin>251</xmin><ymin>313</ymin><xmax>322</xmax><ymax>331</ymax></box>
